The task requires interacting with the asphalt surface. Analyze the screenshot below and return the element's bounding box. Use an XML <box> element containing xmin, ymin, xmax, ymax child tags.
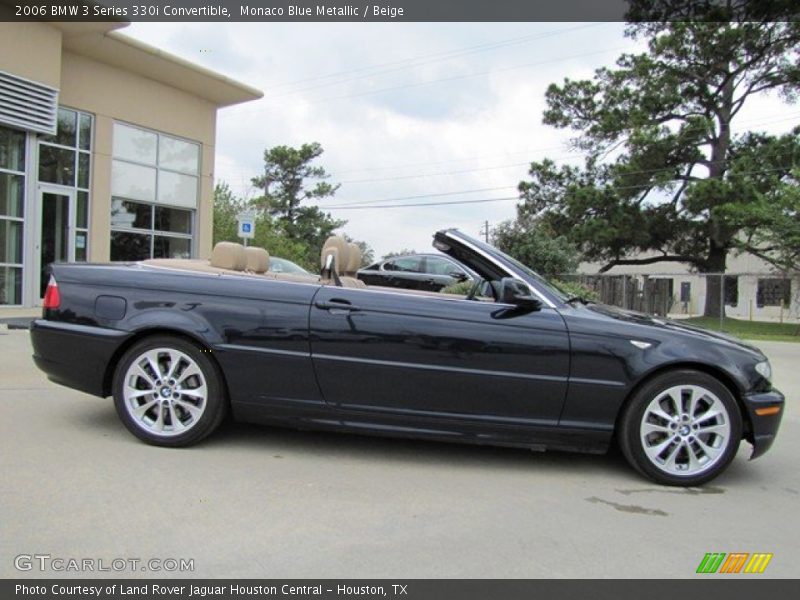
<box><xmin>1</xmin><ymin>328</ymin><xmax>797</xmax><ymax>578</ymax></box>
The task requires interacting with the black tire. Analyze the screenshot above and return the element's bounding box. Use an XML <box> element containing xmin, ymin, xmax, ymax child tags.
<box><xmin>618</xmin><ymin>369</ymin><xmax>742</xmax><ymax>486</ymax></box>
<box><xmin>112</xmin><ymin>335</ymin><xmax>227</xmax><ymax>447</ymax></box>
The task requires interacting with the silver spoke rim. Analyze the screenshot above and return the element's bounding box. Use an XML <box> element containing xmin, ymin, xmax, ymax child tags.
<box><xmin>639</xmin><ymin>384</ymin><xmax>731</xmax><ymax>477</ymax></box>
<box><xmin>122</xmin><ymin>347</ymin><xmax>208</xmax><ymax>437</ymax></box>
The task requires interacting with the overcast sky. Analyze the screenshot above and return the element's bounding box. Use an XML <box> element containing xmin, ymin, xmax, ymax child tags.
<box><xmin>123</xmin><ymin>22</ymin><xmax>797</xmax><ymax>259</ymax></box>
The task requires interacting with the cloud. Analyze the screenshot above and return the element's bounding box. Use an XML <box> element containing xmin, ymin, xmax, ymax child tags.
<box><xmin>121</xmin><ymin>21</ymin><xmax>796</xmax><ymax>258</ymax></box>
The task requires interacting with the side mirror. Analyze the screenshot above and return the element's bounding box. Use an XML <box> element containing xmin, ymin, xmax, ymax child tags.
<box><xmin>498</xmin><ymin>277</ymin><xmax>542</xmax><ymax>310</ymax></box>
<box><xmin>449</xmin><ymin>271</ymin><xmax>469</xmax><ymax>282</ymax></box>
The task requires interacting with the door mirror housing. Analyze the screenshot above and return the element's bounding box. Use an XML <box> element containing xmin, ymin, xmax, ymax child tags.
<box><xmin>498</xmin><ymin>278</ymin><xmax>542</xmax><ymax>310</ymax></box>
<box><xmin>449</xmin><ymin>271</ymin><xmax>469</xmax><ymax>282</ymax></box>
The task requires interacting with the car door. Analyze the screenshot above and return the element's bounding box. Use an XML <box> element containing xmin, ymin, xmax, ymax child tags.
<box><xmin>309</xmin><ymin>285</ymin><xmax>570</xmax><ymax>426</ymax></box>
<box><xmin>379</xmin><ymin>256</ymin><xmax>426</xmax><ymax>290</ymax></box>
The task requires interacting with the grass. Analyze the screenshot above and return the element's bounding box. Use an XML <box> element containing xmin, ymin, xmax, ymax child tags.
<box><xmin>683</xmin><ymin>316</ymin><xmax>800</xmax><ymax>343</ymax></box>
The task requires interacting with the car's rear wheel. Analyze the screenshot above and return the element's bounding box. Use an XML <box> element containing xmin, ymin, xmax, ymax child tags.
<box><xmin>619</xmin><ymin>370</ymin><xmax>742</xmax><ymax>486</ymax></box>
<box><xmin>112</xmin><ymin>335</ymin><xmax>226</xmax><ymax>447</ymax></box>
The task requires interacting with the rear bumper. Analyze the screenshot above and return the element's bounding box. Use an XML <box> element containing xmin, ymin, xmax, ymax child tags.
<box><xmin>30</xmin><ymin>319</ymin><xmax>130</xmax><ymax>397</ymax></box>
<box><xmin>742</xmin><ymin>388</ymin><xmax>785</xmax><ymax>459</ymax></box>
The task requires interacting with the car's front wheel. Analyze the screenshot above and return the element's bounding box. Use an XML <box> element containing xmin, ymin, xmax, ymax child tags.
<box><xmin>112</xmin><ymin>335</ymin><xmax>226</xmax><ymax>447</ymax></box>
<box><xmin>619</xmin><ymin>370</ymin><xmax>743</xmax><ymax>486</ymax></box>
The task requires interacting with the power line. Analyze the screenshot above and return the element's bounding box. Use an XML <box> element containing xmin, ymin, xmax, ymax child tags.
<box><xmin>221</xmin><ymin>45</ymin><xmax>629</xmax><ymax>117</ymax></box>
<box><xmin>323</xmin><ymin>165</ymin><xmax>797</xmax><ymax>210</ymax></box>
<box><xmin>265</xmin><ymin>23</ymin><xmax>607</xmax><ymax>93</ymax></box>
<box><xmin>323</xmin><ymin>185</ymin><xmax>517</xmax><ymax>207</ymax></box>
<box><xmin>327</xmin><ymin>195</ymin><xmax>521</xmax><ymax>210</ymax></box>
<box><xmin>218</xmin><ymin>111</ymin><xmax>800</xmax><ymax>185</ymax></box>
<box><xmin>260</xmin><ymin>24</ymin><xmax>606</xmax><ymax>100</ymax></box>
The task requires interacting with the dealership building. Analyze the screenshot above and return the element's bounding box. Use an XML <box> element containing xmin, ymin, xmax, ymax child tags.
<box><xmin>0</xmin><ymin>17</ymin><xmax>262</xmax><ymax>307</ymax></box>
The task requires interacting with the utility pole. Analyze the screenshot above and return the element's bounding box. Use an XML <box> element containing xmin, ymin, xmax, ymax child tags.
<box><xmin>479</xmin><ymin>220</ymin><xmax>490</xmax><ymax>243</ymax></box>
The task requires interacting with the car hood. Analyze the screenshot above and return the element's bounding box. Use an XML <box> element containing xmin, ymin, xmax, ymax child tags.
<box><xmin>581</xmin><ymin>302</ymin><xmax>765</xmax><ymax>356</ymax></box>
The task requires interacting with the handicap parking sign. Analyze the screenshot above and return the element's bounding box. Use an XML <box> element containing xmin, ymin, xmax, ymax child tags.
<box><xmin>237</xmin><ymin>212</ymin><xmax>256</xmax><ymax>239</ymax></box>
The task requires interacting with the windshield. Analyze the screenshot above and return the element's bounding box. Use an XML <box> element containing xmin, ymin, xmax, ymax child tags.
<box><xmin>452</xmin><ymin>233</ymin><xmax>569</xmax><ymax>303</ymax></box>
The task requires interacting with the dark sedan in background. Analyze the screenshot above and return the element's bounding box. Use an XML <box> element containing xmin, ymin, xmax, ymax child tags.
<box><xmin>357</xmin><ymin>253</ymin><xmax>475</xmax><ymax>292</ymax></box>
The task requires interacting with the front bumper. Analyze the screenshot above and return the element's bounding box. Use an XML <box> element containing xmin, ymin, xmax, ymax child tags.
<box><xmin>742</xmin><ymin>388</ymin><xmax>785</xmax><ymax>459</ymax></box>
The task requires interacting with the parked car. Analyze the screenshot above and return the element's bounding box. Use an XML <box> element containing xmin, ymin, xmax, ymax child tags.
<box><xmin>268</xmin><ymin>256</ymin><xmax>309</xmax><ymax>275</ymax></box>
<box><xmin>30</xmin><ymin>229</ymin><xmax>784</xmax><ymax>486</ymax></box>
<box><xmin>357</xmin><ymin>253</ymin><xmax>475</xmax><ymax>292</ymax></box>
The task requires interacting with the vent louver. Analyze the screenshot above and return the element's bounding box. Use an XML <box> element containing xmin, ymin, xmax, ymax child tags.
<box><xmin>0</xmin><ymin>70</ymin><xmax>58</xmax><ymax>135</ymax></box>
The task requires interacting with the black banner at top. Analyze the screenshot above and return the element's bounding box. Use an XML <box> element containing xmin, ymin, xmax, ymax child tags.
<box><xmin>3</xmin><ymin>0</ymin><xmax>800</xmax><ymax>22</ymax></box>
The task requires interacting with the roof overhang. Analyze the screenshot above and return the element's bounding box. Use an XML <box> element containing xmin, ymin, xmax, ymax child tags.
<box><xmin>62</xmin><ymin>30</ymin><xmax>263</xmax><ymax>107</ymax></box>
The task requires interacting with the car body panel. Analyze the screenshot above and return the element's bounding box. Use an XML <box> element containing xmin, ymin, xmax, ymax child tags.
<box><xmin>29</xmin><ymin>229</ymin><xmax>785</xmax><ymax>461</ymax></box>
<box><xmin>309</xmin><ymin>285</ymin><xmax>570</xmax><ymax>425</ymax></box>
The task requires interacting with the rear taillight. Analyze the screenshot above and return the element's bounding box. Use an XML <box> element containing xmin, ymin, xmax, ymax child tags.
<box><xmin>43</xmin><ymin>275</ymin><xmax>61</xmax><ymax>310</ymax></box>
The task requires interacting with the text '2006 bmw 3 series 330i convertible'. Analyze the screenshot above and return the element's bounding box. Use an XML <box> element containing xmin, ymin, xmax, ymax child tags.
<box><xmin>30</xmin><ymin>229</ymin><xmax>785</xmax><ymax>486</ymax></box>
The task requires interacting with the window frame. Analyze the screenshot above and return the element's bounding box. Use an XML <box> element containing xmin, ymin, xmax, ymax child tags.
<box><xmin>110</xmin><ymin>121</ymin><xmax>201</xmax><ymax>261</ymax></box>
<box><xmin>0</xmin><ymin>125</ymin><xmax>27</xmax><ymax>305</ymax></box>
<box><xmin>110</xmin><ymin>198</ymin><xmax>195</xmax><ymax>261</ymax></box>
<box><xmin>756</xmin><ymin>277</ymin><xmax>791</xmax><ymax>308</ymax></box>
<box><xmin>36</xmin><ymin>107</ymin><xmax>92</xmax><ymax>263</ymax></box>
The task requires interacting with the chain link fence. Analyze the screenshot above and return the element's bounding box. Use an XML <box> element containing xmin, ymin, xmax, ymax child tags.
<box><xmin>559</xmin><ymin>271</ymin><xmax>800</xmax><ymax>329</ymax></box>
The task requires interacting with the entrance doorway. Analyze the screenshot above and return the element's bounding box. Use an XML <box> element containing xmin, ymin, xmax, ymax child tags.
<box><xmin>36</xmin><ymin>186</ymin><xmax>76</xmax><ymax>300</ymax></box>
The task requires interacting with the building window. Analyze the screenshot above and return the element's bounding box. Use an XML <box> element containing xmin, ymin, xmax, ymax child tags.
<box><xmin>0</xmin><ymin>126</ymin><xmax>25</xmax><ymax>305</ymax></box>
<box><xmin>110</xmin><ymin>123</ymin><xmax>199</xmax><ymax>260</ymax></box>
<box><xmin>38</xmin><ymin>107</ymin><xmax>92</xmax><ymax>261</ymax></box>
<box><xmin>110</xmin><ymin>200</ymin><xmax>193</xmax><ymax>260</ymax></box>
<box><xmin>724</xmin><ymin>275</ymin><xmax>738</xmax><ymax>307</ymax></box>
<box><xmin>756</xmin><ymin>278</ymin><xmax>791</xmax><ymax>307</ymax></box>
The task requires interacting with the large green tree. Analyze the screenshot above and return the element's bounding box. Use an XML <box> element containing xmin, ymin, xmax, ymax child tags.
<box><xmin>251</xmin><ymin>142</ymin><xmax>345</xmax><ymax>264</ymax></box>
<box><xmin>492</xmin><ymin>217</ymin><xmax>581</xmax><ymax>279</ymax></box>
<box><xmin>519</xmin><ymin>11</ymin><xmax>800</xmax><ymax>316</ymax></box>
<box><xmin>213</xmin><ymin>182</ymin><xmax>310</xmax><ymax>268</ymax></box>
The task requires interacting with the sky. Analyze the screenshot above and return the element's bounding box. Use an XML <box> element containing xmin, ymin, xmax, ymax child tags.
<box><xmin>123</xmin><ymin>22</ymin><xmax>798</xmax><ymax>259</ymax></box>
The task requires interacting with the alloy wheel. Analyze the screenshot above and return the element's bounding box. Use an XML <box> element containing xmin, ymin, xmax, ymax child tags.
<box><xmin>122</xmin><ymin>347</ymin><xmax>208</xmax><ymax>437</ymax></box>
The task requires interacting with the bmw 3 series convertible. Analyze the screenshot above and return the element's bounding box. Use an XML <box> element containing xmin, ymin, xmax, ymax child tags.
<box><xmin>30</xmin><ymin>229</ymin><xmax>784</xmax><ymax>486</ymax></box>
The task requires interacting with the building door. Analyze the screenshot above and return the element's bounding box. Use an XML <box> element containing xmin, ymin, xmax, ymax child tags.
<box><xmin>36</xmin><ymin>186</ymin><xmax>75</xmax><ymax>300</ymax></box>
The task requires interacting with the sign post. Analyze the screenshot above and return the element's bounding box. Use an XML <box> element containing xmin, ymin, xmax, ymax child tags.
<box><xmin>236</xmin><ymin>211</ymin><xmax>256</xmax><ymax>247</ymax></box>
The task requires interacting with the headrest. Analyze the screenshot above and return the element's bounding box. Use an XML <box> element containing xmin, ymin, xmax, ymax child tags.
<box><xmin>210</xmin><ymin>241</ymin><xmax>246</xmax><ymax>271</ymax></box>
<box><xmin>244</xmin><ymin>247</ymin><xmax>270</xmax><ymax>274</ymax></box>
<box><xmin>346</xmin><ymin>242</ymin><xmax>361</xmax><ymax>274</ymax></box>
<box><xmin>320</xmin><ymin>236</ymin><xmax>349</xmax><ymax>275</ymax></box>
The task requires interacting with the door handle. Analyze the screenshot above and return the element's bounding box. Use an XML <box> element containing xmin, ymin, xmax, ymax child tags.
<box><xmin>315</xmin><ymin>299</ymin><xmax>361</xmax><ymax>313</ymax></box>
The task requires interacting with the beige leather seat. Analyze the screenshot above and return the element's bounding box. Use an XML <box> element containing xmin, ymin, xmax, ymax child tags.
<box><xmin>244</xmin><ymin>246</ymin><xmax>269</xmax><ymax>274</ymax></box>
<box><xmin>341</xmin><ymin>241</ymin><xmax>366</xmax><ymax>288</ymax></box>
<box><xmin>210</xmin><ymin>241</ymin><xmax>246</xmax><ymax>271</ymax></box>
<box><xmin>320</xmin><ymin>236</ymin><xmax>366</xmax><ymax>288</ymax></box>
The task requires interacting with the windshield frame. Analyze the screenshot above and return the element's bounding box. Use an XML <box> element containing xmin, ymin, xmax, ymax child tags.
<box><xmin>438</xmin><ymin>229</ymin><xmax>569</xmax><ymax>307</ymax></box>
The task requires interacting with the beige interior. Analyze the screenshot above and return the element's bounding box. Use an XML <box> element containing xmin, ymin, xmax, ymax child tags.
<box><xmin>141</xmin><ymin>240</ymin><xmax>477</xmax><ymax>301</ymax></box>
<box><xmin>244</xmin><ymin>247</ymin><xmax>270</xmax><ymax>274</ymax></box>
<box><xmin>210</xmin><ymin>242</ymin><xmax>246</xmax><ymax>271</ymax></box>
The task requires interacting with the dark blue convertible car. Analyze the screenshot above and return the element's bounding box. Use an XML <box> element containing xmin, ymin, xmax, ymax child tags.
<box><xmin>30</xmin><ymin>229</ymin><xmax>784</xmax><ymax>486</ymax></box>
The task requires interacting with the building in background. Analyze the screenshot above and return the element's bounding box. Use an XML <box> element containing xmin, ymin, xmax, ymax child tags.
<box><xmin>0</xmin><ymin>15</ymin><xmax>261</xmax><ymax>307</ymax></box>
<box><xmin>576</xmin><ymin>251</ymin><xmax>798</xmax><ymax>322</ymax></box>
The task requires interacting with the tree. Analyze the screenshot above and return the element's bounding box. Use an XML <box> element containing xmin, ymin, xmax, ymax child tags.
<box><xmin>342</xmin><ymin>234</ymin><xmax>375</xmax><ymax>266</ymax></box>
<box><xmin>213</xmin><ymin>181</ymin><xmax>312</xmax><ymax>269</ymax></box>
<box><xmin>251</xmin><ymin>142</ymin><xmax>345</xmax><ymax>265</ymax></box>
<box><xmin>382</xmin><ymin>249</ymin><xmax>418</xmax><ymax>259</ymax></box>
<box><xmin>212</xmin><ymin>181</ymin><xmax>246</xmax><ymax>245</ymax></box>
<box><xmin>491</xmin><ymin>217</ymin><xmax>581</xmax><ymax>278</ymax></box>
<box><xmin>519</xmin><ymin>10</ymin><xmax>800</xmax><ymax>316</ymax></box>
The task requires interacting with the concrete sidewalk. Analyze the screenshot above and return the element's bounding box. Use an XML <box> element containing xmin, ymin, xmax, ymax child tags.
<box><xmin>0</xmin><ymin>307</ymin><xmax>40</xmax><ymax>330</ymax></box>
<box><xmin>1</xmin><ymin>332</ymin><xmax>797</xmax><ymax>578</ymax></box>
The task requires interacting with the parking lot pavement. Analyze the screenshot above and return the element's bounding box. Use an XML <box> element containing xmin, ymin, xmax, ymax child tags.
<box><xmin>1</xmin><ymin>329</ymin><xmax>797</xmax><ymax>579</ymax></box>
